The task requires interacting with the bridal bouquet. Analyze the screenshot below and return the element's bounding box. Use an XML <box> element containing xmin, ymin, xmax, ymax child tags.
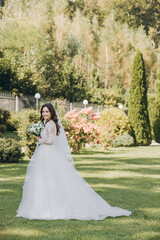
<box><xmin>26</xmin><ymin>122</ymin><xmax>45</xmax><ymax>136</ymax></box>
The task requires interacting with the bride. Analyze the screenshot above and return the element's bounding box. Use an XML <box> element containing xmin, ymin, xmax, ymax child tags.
<box><xmin>16</xmin><ymin>103</ymin><xmax>131</xmax><ymax>220</ymax></box>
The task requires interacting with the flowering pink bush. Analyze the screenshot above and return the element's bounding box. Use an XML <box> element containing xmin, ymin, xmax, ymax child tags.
<box><xmin>65</xmin><ymin>108</ymin><xmax>100</xmax><ymax>152</ymax></box>
<box><xmin>64</xmin><ymin>107</ymin><xmax>132</xmax><ymax>151</ymax></box>
<box><xmin>97</xmin><ymin>107</ymin><xmax>132</xmax><ymax>149</ymax></box>
<box><xmin>91</xmin><ymin>113</ymin><xmax>100</xmax><ymax>121</ymax></box>
<box><xmin>80</xmin><ymin>107</ymin><xmax>93</xmax><ymax>115</ymax></box>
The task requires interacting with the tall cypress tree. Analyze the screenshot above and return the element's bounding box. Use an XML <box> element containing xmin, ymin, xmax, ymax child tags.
<box><xmin>150</xmin><ymin>79</ymin><xmax>160</xmax><ymax>143</ymax></box>
<box><xmin>128</xmin><ymin>50</ymin><xmax>152</xmax><ymax>145</ymax></box>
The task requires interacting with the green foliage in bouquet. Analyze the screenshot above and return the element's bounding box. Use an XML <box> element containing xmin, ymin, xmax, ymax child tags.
<box><xmin>0</xmin><ymin>138</ymin><xmax>24</xmax><ymax>163</ymax></box>
<box><xmin>97</xmin><ymin>107</ymin><xmax>132</xmax><ymax>149</ymax></box>
<box><xmin>128</xmin><ymin>50</ymin><xmax>152</xmax><ymax>145</ymax></box>
<box><xmin>111</xmin><ymin>132</ymin><xmax>134</xmax><ymax>147</ymax></box>
<box><xmin>26</xmin><ymin>122</ymin><xmax>44</xmax><ymax>136</ymax></box>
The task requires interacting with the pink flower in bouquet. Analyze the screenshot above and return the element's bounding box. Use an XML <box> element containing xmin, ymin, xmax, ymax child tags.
<box><xmin>91</xmin><ymin>113</ymin><xmax>100</xmax><ymax>121</ymax></box>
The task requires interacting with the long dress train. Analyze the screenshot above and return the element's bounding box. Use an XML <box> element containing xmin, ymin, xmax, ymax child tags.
<box><xmin>16</xmin><ymin>120</ymin><xmax>131</xmax><ymax>220</ymax></box>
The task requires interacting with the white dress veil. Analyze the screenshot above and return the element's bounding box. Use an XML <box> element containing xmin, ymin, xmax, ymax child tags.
<box><xmin>54</xmin><ymin>110</ymin><xmax>74</xmax><ymax>166</ymax></box>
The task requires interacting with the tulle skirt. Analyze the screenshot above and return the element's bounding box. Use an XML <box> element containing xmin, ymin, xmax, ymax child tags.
<box><xmin>16</xmin><ymin>144</ymin><xmax>131</xmax><ymax>220</ymax></box>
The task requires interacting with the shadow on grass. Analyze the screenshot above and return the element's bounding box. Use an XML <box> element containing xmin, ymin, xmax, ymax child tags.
<box><xmin>72</xmin><ymin>147</ymin><xmax>116</xmax><ymax>156</ymax></box>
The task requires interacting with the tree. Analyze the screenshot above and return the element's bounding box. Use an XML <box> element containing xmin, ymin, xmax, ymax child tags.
<box><xmin>128</xmin><ymin>50</ymin><xmax>152</xmax><ymax>145</ymax></box>
<box><xmin>0</xmin><ymin>54</ymin><xmax>17</xmax><ymax>92</ymax></box>
<box><xmin>65</xmin><ymin>0</ymin><xmax>105</xmax><ymax>27</ymax></box>
<box><xmin>111</xmin><ymin>0</ymin><xmax>160</xmax><ymax>47</ymax></box>
<box><xmin>0</xmin><ymin>0</ymin><xmax>5</xmax><ymax>7</ymax></box>
<box><xmin>149</xmin><ymin>75</ymin><xmax>160</xmax><ymax>143</ymax></box>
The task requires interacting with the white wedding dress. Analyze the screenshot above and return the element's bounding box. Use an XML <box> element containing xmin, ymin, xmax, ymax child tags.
<box><xmin>16</xmin><ymin>120</ymin><xmax>131</xmax><ymax>220</ymax></box>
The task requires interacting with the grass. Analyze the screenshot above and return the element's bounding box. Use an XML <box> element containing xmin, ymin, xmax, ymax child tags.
<box><xmin>0</xmin><ymin>145</ymin><xmax>160</xmax><ymax>240</ymax></box>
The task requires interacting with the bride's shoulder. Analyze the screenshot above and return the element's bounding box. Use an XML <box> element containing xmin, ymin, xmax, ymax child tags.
<box><xmin>46</xmin><ymin>120</ymin><xmax>56</xmax><ymax>127</ymax></box>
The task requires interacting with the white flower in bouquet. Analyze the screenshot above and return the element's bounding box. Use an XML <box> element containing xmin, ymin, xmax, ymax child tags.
<box><xmin>26</xmin><ymin>122</ymin><xmax>45</xmax><ymax>136</ymax></box>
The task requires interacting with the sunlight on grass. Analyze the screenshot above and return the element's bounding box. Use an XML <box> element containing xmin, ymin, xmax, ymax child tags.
<box><xmin>132</xmin><ymin>232</ymin><xmax>160</xmax><ymax>240</ymax></box>
<box><xmin>111</xmin><ymin>218</ymin><xmax>159</xmax><ymax>227</ymax></box>
<box><xmin>81</xmin><ymin>171</ymin><xmax>160</xmax><ymax>179</ymax></box>
<box><xmin>124</xmin><ymin>164</ymin><xmax>160</xmax><ymax>169</ymax></box>
<box><xmin>0</xmin><ymin>189</ymin><xmax>15</xmax><ymax>193</ymax></box>
<box><xmin>140</xmin><ymin>208</ymin><xmax>160</xmax><ymax>217</ymax></box>
<box><xmin>0</xmin><ymin>176</ymin><xmax>25</xmax><ymax>181</ymax></box>
<box><xmin>91</xmin><ymin>183</ymin><xmax>130</xmax><ymax>189</ymax></box>
<box><xmin>1</xmin><ymin>228</ymin><xmax>46</xmax><ymax>237</ymax></box>
<box><xmin>150</xmin><ymin>186</ymin><xmax>160</xmax><ymax>193</ymax></box>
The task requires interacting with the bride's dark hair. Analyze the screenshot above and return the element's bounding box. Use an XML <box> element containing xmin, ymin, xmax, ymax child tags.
<box><xmin>40</xmin><ymin>103</ymin><xmax>60</xmax><ymax>135</ymax></box>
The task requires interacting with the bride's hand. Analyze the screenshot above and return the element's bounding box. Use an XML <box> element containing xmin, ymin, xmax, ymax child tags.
<box><xmin>35</xmin><ymin>136</ymin><xmax>40</xmax><ymax>141</ymax></box>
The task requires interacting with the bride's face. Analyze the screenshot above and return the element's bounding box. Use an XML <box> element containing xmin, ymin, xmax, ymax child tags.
<box><xmin>42</xmin><ymin>107</ymin><xmax>51</xmax><ymax>121</ymax></box>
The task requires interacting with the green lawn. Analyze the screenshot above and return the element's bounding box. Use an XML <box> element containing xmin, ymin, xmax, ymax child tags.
<box><xmin>0</xmin><ymin>146</ymin><xmax>160</xmax><ymax>240</ymax></box>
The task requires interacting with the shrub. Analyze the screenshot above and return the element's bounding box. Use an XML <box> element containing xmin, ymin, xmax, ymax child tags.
<box><xmin>65</xmin><ymin>108</ymin><xmax>100</xmax><ymax>152</ymax></box>
<box><xmin>61</xmin><ymin>114</ymin><xmax>86</xmax><ymax>152</ymax></box>
<box><xmin>149</xmin><ymin>100</ymin><xmax>160</xmax><ymax>142</ymax></box>
<box><xmin>61</xmin><ymin>115</ymin><xmax>73</xmax><ymax>131</ymax></box>
<box><xmin>0</xmin><ymin>109</ymin><xmax>11</xmax><ymax>126</ymax></box>
<box><xmin>16</xmin><ymin>109</ymin><xmax>40</xmax><ymax>157</ymax></box>
<box><xmin>149</xmin><ymin>79</ymin><xmax>160</xmax><ymax>143</ymax></box>
<box><xmin>0</xmin><ymin>138</ymin><xmax>24</xmax><ymax>163</ymax></box>
<box><xmin>153</xmin><ymin>116</ymin><xmax>160</xmax><ymax>143</ymax></box>
<box><xmin>128</xmin><ymin>50</ymin><xmax>152</xmax><ymax>145</ymax></box>
<box><xmin>90</xmin><ymin>88</ymin><xmax>125</xmax><ymax>107</ymax></box>
<box><xmin>99</xmin><ymin>130</ymin><xmax>116</xmax><ymax>149</ymax></box>
<box><xmin>97</xmin><ymin>107</ymin><xmax>132</xmax><ymax>148</ymax></box>
<box><xmin>111</xmin><ymin>132</ymin><xmax>134</xmax><ymax>147</ymax></box>
<box><xmin>7</xmin><ymin>120</ymin><xmax>16</xmax><ymax>132</ymax></box>
<box><xmin>7</xmin><ymin>111</ymin><xmax>22</xmax><ymax>132</ymax></box>
<box><xmin>0</xmin><ymin>108</ymin><xmax>11</xmax><ymax>134</ymax></box>
<box><xmin>0</xmin><ymin>124</ymin><xmax>7</xmax><ymax>133</ymax></box>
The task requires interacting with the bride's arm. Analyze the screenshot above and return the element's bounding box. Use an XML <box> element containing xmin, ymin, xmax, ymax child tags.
<box><xmin>38</xmin><ymin>121</ymin><xmax>56</xmax><ymax>145</ymax></box>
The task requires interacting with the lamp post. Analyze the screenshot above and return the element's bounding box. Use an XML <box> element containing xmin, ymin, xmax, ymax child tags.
<box><xmin>35</xmin><ymin>93</ymin><xmax>41</xmax><ymax>110</ymax></box>
<box><xmin>118</xmin><ymin>104</ymin><xmax>123</xmax><ymax>110</ymax></box>
<box><xmin>83</xmin><ymin>99</ymin><xmax>88</xmax><ymax>108</ymax></box>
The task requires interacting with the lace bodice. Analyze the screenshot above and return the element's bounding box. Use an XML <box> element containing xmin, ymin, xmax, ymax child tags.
<box><xmin>39</xmin><ymin>120</ymin><xmax>56</xmax><ymax>145</ymax></box>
